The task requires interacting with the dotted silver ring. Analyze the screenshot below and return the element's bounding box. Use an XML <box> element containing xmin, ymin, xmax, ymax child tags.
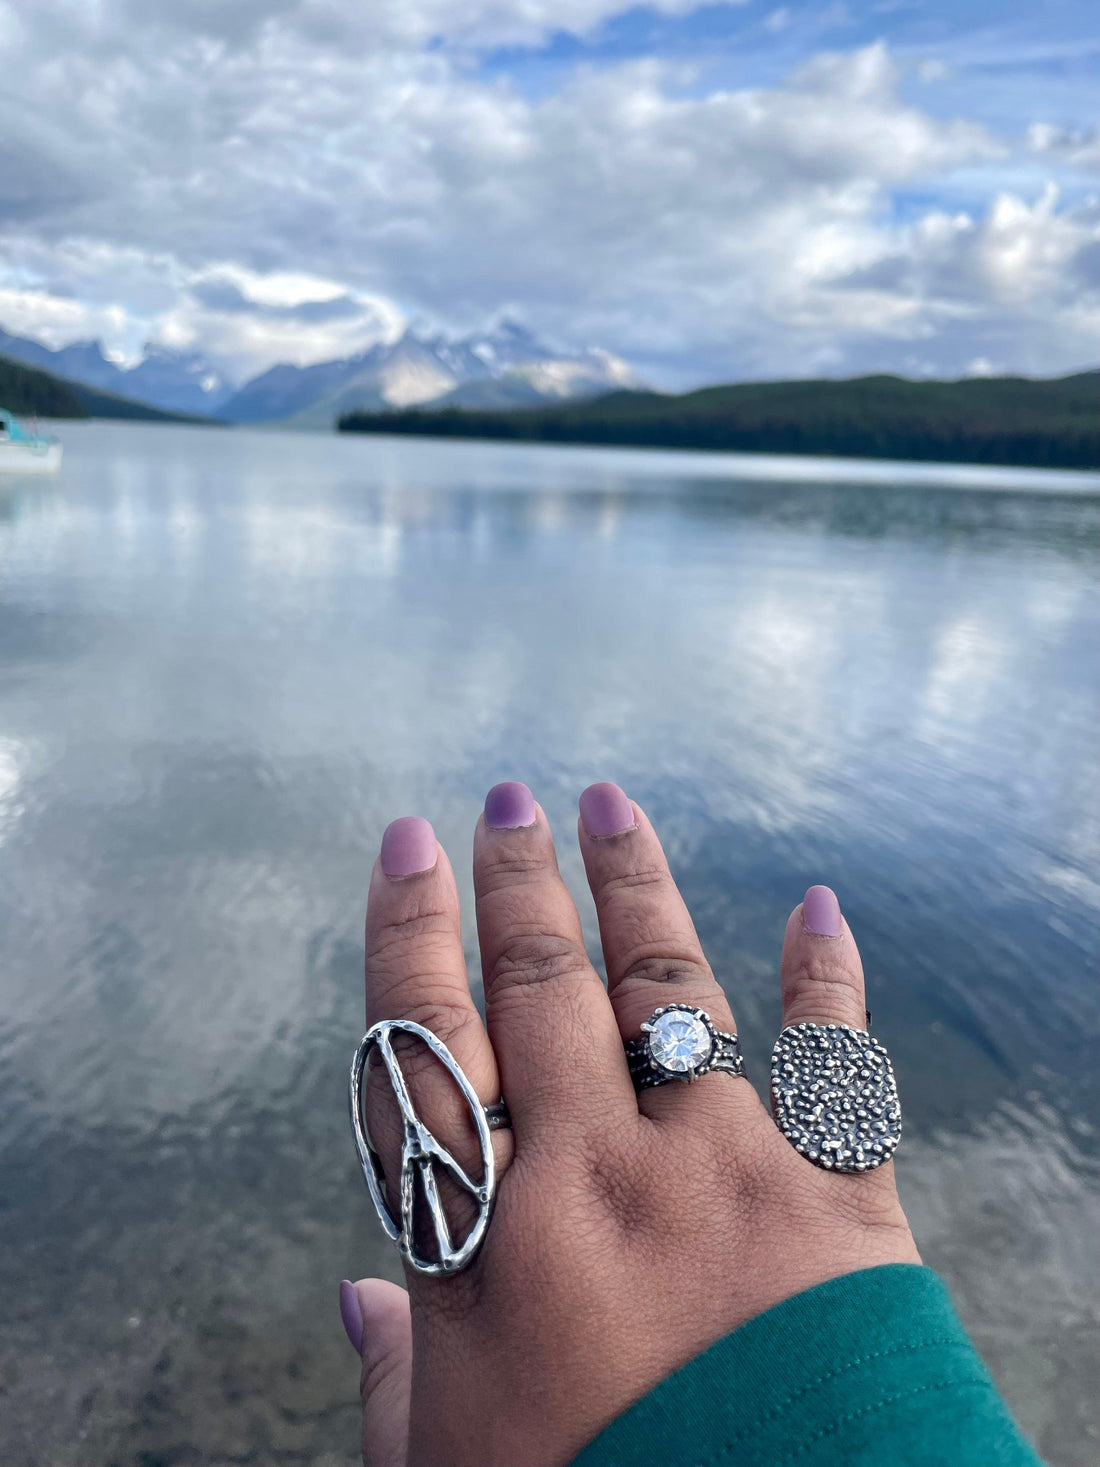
<box><xmin>770</xmin><ymin>1021</ymin><xmax>901</xmax><ymax>1172</ymax></box>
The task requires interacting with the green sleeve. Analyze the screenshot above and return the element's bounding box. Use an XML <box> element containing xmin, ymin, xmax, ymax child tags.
<box><xmin>570</xmin><ymin>1264</ymin><xmax>1043</xmax><ymax>1467</ymax></box>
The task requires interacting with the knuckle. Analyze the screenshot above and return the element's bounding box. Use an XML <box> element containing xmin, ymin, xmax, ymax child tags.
<box><xmin>367</xmin><ymin>902</ymin><xmax>455</xmax><ymax>967</ymax></box>
<box><xmin>360</xmin><ymin>1346</ymin><xmax>403</xmax><ymax>1405</ymax></box>
<box><xmin>369</xmin><ymin>1005</ymin><xmax>485</xmax><ymax>1104</ymax></box>
<box><xmin>597</xmin><ymin>864</ymin><xmax>669</xmax><ymax>899</ymax></box>
<box><xmin>364</xmin><ymin>954</ymin><xmax>469</xmax><ymax>1019</ymax></box>
<box><xmin>614</xmin><ymin>946</ymin><xmax>713</xmax><ymax>994</ymax></box>
<box><xmin>484</xmin><ymin>930</ymin><xmax>590</xmax><ymax>996</ymax></box>
<box><xmin>394</xmin><ymin>997</ymin><xmax>484</xmax><ymax>1051</ymax></box>
<box><xmin>784</xmin><ymin>956</ymin><xmax>863</xmax><ymax>1024</ymax></box>
<box><xmin>478</xmin><ymin>847</ymin><xmax>554</xmax><ymax>887</ymax></box>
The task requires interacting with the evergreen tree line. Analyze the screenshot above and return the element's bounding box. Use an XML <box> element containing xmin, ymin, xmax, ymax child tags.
<box><xmin>339</xmin><ymin>372</ymin><xmax>1100</xmax><ymax>471</ymax></box>
<box><xmin>0</xmin><ymin>354</ymin><xmax>88</xmax><ymax>418</ymax></box>
<box><xmin>0</xmin><ymin>352</ymin><xmax>216</xmax><ymax>423</ymax></box>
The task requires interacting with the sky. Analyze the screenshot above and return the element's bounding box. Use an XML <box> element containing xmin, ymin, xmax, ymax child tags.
<box><xmin>0</xmin><ymin>0</ymin><xmax>1098</xmax><ymax>388</ymax></box>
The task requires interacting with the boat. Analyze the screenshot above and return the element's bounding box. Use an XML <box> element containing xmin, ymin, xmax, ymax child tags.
<box><xmin>0</xmin><ymin>409</ymin><xmax>63</xmax><ymax>474</ymax></box>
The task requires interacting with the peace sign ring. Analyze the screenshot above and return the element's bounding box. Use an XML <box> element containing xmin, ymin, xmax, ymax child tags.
<box><xmin>349</xmin><ymin>1019</ymin><xmax>510</xmax><ymax>1277</ymax></box>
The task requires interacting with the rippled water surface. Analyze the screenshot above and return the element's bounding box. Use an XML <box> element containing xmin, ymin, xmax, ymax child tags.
<box><xmin>2</xmin><ymin>422</ymin><xmax>1098</xmax><ymax>1466</ymax></box>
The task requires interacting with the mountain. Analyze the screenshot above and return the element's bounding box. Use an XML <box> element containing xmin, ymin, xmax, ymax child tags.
<box><xmin>1</xmin><ymin>319</ymin><xmax>644</xmax><ymax>427</ymax></box>
<box><xmin>0</xmin><ymin>350</ymin><xmax>224</xmax><ymax>423</ymax></box>
<box><xmin>220</xmin><ymin>321</ymin><xmax>646</xmax><ymax>427</ymax></box>
<box><xmin>0</xmin><ymin>328</ymin><xmax>235</xmax><ymax>417</ymax></box>
<box><xmin>113</xmin><ymin>344</ymin><xmax>235</xmax><ymax>417</ymax></box>
<box><xmin>217</xmin><ymin>347</ymin><xmax>388</xmax><ymax>425</ymax></box>
<box><xmin>338</xmin><ymin>370</ymin><xmax>1100</xmax><ymax>472</ymax></box>
<box><xmin>432</xmin><ymin>348</ymin><xmax>642</xmax><ymax>410</ymax></box>
<box><xmin>0</xmin><ymin>354</ymin><xmax>88</xmax><ymax>418</ymax></box>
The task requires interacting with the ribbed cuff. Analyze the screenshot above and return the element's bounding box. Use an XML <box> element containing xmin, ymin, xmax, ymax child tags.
<box><xmin>570</xmin><ymin>1265</ymin><xmax>1043</xmax><ymax>1467</ymax></box>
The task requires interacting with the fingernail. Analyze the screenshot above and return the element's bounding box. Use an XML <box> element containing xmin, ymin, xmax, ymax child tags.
<box><xmin>579</xmin><ymin>782</ymin><xmax>636</xmax><ymax>838</ymax></box>
<box><xmin>339</xmin><ymin>1279</ymin><xmax>363</xmax><ymax>1355</ymax></box>
<box><xmin>484</xmin><ymin>781</ymin><xmax>536</xmax><ymax>830</ymax></box>
<box><xmin>380</xmin><ymin>816</ymin><xmax>437</xmax><ymax>877</ymax></box>
<box><xmin>802</xmin><ymin>885</ymin><xmax>843</xmax><ymax>937</ymax></box>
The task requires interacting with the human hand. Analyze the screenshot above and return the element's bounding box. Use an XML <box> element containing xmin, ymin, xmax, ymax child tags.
<box><xmin>340</xmin><ymin>782</ymin><xmax>919</xmax><ymax>1467</ymax></box>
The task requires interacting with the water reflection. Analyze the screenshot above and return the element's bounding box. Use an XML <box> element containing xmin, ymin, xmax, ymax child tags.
<box><xmin>0</xmin><ymin>422</ymin><xmax>1097</xmax><ymax>1466</ymax></box>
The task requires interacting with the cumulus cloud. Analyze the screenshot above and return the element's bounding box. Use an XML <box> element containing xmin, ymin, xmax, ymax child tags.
<box><xmin>0</xmin><ymin>0</ymin><xmax>1097</xmax><ymax>383</ymax></box>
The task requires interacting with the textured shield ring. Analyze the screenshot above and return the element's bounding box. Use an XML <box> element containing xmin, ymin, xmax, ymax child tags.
<box><xmin>625</xmin><ymin>1003</ymin><xmax>746</xmax><ymax>1092</ymax></box>
<box><xmin>349</xmin><ymin>1018</ymin><xmax>510</xmax><ymax>1277</ymax></box>
<box><xmin>770</xmin><ymin>1021</ymin><xmax>901</xmax><ymax>1173</ymax></box>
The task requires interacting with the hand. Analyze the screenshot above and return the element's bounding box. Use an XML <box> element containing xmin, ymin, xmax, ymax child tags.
<box><xmin>341</xmin><ymin>782</ymin><xmax>919</xmax><ymax>1467</ymax></box>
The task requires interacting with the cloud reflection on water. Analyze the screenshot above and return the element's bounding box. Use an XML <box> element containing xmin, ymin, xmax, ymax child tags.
<box><xmin>0</xmin><ymin>422</ymin><xmax>1097</xmax><ymax>1465</ymax></box>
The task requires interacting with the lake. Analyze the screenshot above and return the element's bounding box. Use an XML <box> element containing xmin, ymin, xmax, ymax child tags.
<box><xmin>1</xmin><ymin>421</ymin><xmax>1098</xmax><ymax>1466</ymax></box>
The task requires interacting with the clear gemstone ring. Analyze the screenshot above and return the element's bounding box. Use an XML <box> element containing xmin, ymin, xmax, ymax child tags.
<box><xmin>625</xmin><ymin>1004</ymin><xmax>746</xmax><ymax>1092</ymax></box>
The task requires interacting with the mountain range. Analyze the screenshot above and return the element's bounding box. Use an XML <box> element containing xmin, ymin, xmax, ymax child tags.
<box><xmin>0</xmin><ymin>328</ymin><xmax>233</xmax><ymax>419</ymax></box>
<box><xmin>0</xmin><ymin>321</ymin><xmax>644</xmax><ymax>426</ymax></box>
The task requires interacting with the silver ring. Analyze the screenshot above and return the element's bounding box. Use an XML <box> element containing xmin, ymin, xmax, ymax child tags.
<box><xmin>770</xmin><ymin>1021</ymin><xmax>901</xmax><ymax>1173</ymax></box>
<box><xmin>349</xmin><ymin>1019</ymin><xmax>510</xmax><ymax>1276</ymax></box>
<box><xmin>625</xmin><ymin>1003</ymin><xmax>746</xmax><ymax>1091</ymax></box>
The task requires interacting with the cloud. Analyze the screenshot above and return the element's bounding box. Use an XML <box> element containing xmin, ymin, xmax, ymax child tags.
<box><xmin>0</xmin><ymin>239</ymin><xmax>404</xmax><ymax>374</ymax></box>
<box><xmin>169</xmin><ymin>264</ymin><xmax>404</xmax><ymax>373</ymax></box>
<box><xmin>827</xmin><ymin>186</ymin><xmax>1100</xmax><ymax>376</ymax></box>
<box><xmin>1028</xmin><ymin>123</ymin><xmax>1100</xmax><ymax>173</ymax></box>
<box><xmin>0</xmin><ymin>1</ymin><xmax>1097</xmax><ymax>384</ymax></box>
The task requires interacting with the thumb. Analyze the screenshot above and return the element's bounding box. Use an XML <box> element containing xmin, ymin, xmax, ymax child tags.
<box><xmin>340</xmin><ymin>1278</ymin><xmax>412</xmax><ymax>1467</ymax></box>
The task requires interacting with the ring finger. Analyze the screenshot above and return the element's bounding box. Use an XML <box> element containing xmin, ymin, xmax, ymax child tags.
<box><xmin>576</xmin><ymin>782</ymin><xmax>759</xmax><ymax>1121</ymax></box>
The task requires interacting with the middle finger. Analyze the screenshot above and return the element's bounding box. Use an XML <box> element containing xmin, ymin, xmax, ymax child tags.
<box><xmin>473</xmin><ymin>783</ymin><xmax>633</xmax><ymax>1144</ymax></box>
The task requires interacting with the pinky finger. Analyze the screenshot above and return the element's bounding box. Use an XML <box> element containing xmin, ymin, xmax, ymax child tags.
<box><xmin>779</xmin><ymin>885</ymin><xmax>868</xmax><ymax>1032</ymax></box>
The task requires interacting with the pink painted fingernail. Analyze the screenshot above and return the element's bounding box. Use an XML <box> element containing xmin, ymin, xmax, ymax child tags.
<box><xmin>579</xmin><ymin>782</ymin><xmax>636</xmax><ymax>838</ymax></box>
<box><xmin>803</xmin><ymin>885</ymin><xmax>843</xmax><ymax>937</ymax></box>
<box><xmin>485</xmin><ymin>781</ymin><xmax>536</xmax><ymax>829</ymax></box>
<box><xmin>339</xmin><ymin>1280</ymin><xmax>363</xmax><ymax>1356</ymax></box>
<box><xmin>380</xmin><ymin>816</ymin><xmax>437</xmax><ymax>877</ymax></box>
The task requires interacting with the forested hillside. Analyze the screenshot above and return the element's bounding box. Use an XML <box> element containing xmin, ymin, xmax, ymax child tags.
<box><xmin>1</xmin><ymin>352</ymin><xmax>218</xmax><ymax>423</ymax></box>
<box><xmin>339</xmin><ymin>371</ymin><xmax>1100</xmax><ymax>470</ymax></box>
<box><xmin>0</xmin><ymin>354</ymin><xmax>88</xmax><ymax>418</ymax></box>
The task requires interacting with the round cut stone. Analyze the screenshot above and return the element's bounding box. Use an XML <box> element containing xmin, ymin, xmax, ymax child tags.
<box><xmin>648</xmin><ymin>1011</ymin><xmax>712</xmax><ymax>1073</ymax></box>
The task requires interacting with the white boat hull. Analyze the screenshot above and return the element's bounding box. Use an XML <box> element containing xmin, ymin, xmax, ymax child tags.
<box><xmin>0</xmin><ymin>440</ymin><xmax>63</xmax><ymax>475</ymax></box>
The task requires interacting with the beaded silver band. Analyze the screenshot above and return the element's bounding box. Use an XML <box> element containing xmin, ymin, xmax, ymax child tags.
<box><xmin>626</xmin><ymin>1003</ymin><xmax>746</xmax><ymax>1091</ymax></box>
<box><xmin>770</xmin><ymin>1021</ymin><xmax>901</xmax><ymax>1173</ymax></box>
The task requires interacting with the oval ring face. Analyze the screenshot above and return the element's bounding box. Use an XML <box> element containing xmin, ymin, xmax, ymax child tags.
<box><xmin>770</xmin><ymin>1021</ymin><xmax>901</xmax><ymax>1172</ymax></box>
<box><xmin>348</xmin><ymin>1019</ymin><xmax>496</xmax><ymax>1276</ymax></box>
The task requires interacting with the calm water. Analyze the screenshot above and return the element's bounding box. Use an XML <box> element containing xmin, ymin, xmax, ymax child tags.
<box><xmin>1</xmin><ymin>422</ymin><xmax>1098</xmax><ymax>1466</ymax></box>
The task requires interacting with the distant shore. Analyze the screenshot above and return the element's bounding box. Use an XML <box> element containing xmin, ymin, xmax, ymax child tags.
<box><xmin>338</xmin><ymin>371</ymin><xmax>1100</xmax><ymax>472</ymax></box>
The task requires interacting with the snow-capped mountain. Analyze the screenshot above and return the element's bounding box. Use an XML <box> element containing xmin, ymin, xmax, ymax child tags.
<box><xmin>1</xmin><ymin>320</ymin><xmax>645</xmax><ymax>425</ymax></box>
<box><xmin>0</xmin><ymin>327</ymin><xmax>235</xmax><ymax>416</ymax></box>
<box><xmin>432</xmin><ymin>347</ymin><xmax>642</xmax><ymax>410</ymax></box>
<box><xmin>220</xmin><ymin>321</ymin><xmax>646</xmax><ymax>426</ymax></box>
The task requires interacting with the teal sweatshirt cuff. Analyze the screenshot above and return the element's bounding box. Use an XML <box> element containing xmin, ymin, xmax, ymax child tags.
<box><xmin>570</xmin><ymin>1265</ymin><xmax>1043</xmax><ymax>1467</ymax></box>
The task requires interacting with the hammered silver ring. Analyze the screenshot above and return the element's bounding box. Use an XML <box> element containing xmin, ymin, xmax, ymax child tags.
<box><xmin>349</xmin><ymin>1019</ymin><xmax>510</xmax><ymax>1277</ymax></box>
<box><xmin>770</xmin><ymin>1021</ymin><xmax>901</xmax><ymax>1173</ymax></box>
